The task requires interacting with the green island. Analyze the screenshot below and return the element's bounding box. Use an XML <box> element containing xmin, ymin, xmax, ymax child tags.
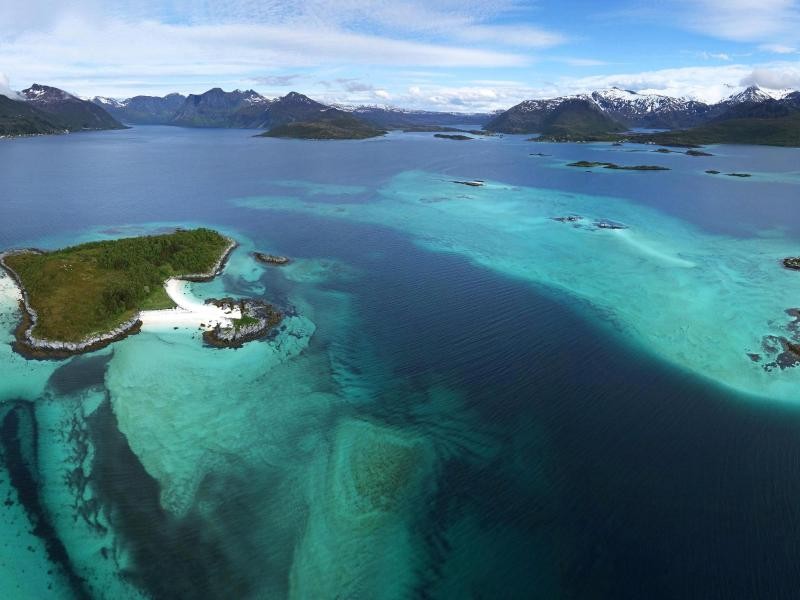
<box><xmin>0</xmin><ymin>228</ymin><xmax>234</xmax><ymax>354</ymax></box>
<box><xmin>433</xmin><ymin>133</ymin><xmax>474</xmax><ymax>141</ymax></box>
<box><xmin>567</xmin><ymin>161</ymin><xmax>670</xmax><ymax>171</ymax></box>
<box><xmin>528</xmin><ymin>114</ymin><xmax>800</xmax><ymax>148</ymax></box>
<box><xmin>633</xmin><ymin>114</ymin><xmax>800</xmax><ymax>148</ymax></box>
<box><xmin>259</xmin><ymin>113</ymin><xmax>386</xmax><ymax>140</ymax></box>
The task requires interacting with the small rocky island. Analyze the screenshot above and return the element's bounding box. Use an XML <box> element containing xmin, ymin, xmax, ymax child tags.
<box><xmin>452</xmin><ymin>180</ymin><xmax>485</xmax><ymax>187</ymax></box>
<box><xmin>552</xmin><ymin>215</ymin><xmax>628</xmax><ymax>230</ymax></box>
<box><xmin>202</xmin><ymin>298</ymin><xmax>283</xmax><ymax>348</ymax></box>
<box><xmin>568</xmin><ymin>161</ymin><xmax>670</xmax><ymax>171</ymax></box>
<box><xmin>0</xmin><ymin>228</ymin><xmax>270</xmax><ymax>358</ymax></box>
<box><xmin>254</xmin><ymin>251</ymin><xmax>290</xmax><ymax>266</ymax></box>
<box><xmin>784</xmin><ymin>257</ymin><xmax>800</xmax><ymax>271</ymax></box>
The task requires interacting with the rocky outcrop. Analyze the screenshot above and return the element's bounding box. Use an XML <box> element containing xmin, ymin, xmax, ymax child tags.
<box><xmin>203</xmin><ymin>300</ymin><xmax>283</xmax><ymax>348</ymax></box>
<box><xmin>784</xmin><ymin>257</ymin><xmax>800</xmax><ymax>270</ymax></box>
<box><xmin>253</xmin><ymin>252</ymin><xmax>290</xmax><ymax>266</ymax></box>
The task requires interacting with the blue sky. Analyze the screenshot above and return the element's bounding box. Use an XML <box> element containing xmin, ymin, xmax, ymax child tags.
<box><xmin>1</xmin><ymin>0</ymin><xmax>799</xmax><ymax>110</ymax></box>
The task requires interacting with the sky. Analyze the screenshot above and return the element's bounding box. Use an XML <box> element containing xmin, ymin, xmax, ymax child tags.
<box><xmin>1</xmin><ymin>0</ymin><xmax>799</xmax><ymax>111</ymax></box>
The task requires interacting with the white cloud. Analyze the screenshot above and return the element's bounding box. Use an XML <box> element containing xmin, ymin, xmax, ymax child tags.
<box><xmin>0</xmin><ymin>72</ymin><xmax>20</xmax><ymax>98</ymax></box>
<box><xmin>456</xmin><ymin>24</ymin><xmax>565</xmax><ymax>48</ymax></box>
<box><xmin>250</xmin><ymin>74</ymin><xmax>302</xmax><ymax>86</ymax></box>
<box><xmin>549</xmin><ymin>64</ymin><xmax>764</xmax><ymax>103</ymax></box>
<box><xmin>680</xmin><ymin>0</ymin><xmax>800</xmax><ymax>44</ymax></box>
<box><xmin>0</xmin><ymin>17</ymin><xmax>530</xmax><ymax>98</ymax></box>
<box><xmin>698</xmin><ymin>51</ymin><xmax>732</xmax><ymax>61</ymax></box>
<box><xmin>741</xmin><ymin>65</ymin><xmax>800</xmax><ymax>88</ymax></box>
<box><xmin>374</xmin><ymin>89</ymin><xmax>390</xmax><ymax>99</ymax></box>
<box><xmin>760</xmin><ymin>43</ymin><xmax>798</xmax><ymax>54</ymax></box>
<box><xmin>555</xmin><ymin>57</ymin><xmax>608</xmax><ymax>67</ymax></box>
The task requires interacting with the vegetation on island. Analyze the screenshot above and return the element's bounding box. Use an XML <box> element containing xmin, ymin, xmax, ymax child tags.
<box><xmin>632</xmin><ymin>113</ymin><xmax>800</xmax><ymax>147</ymax></box>
<box><xmin>2</xmin><ymin>228</ymin><xmax>230</xmax><ymax>342</ymax></box>
<box><xmin>434</xmin><ymin>133</ymin><xmax>474</xmax><ymax>140</ymax></box>
<box><xmin>486</xmin><ymin>98</ymin><xmax>626</xmax><ymax>137</ymax></box>
<box><xmin>259</xmin><ymin>112</ymin><xmax>386</xmax><ymax>140</ymax></box>
<box><xmin>567</xmin><ymin>161</ymin><xmax>670</xmax><ymax>171</ymax></box>
<box><xmin>0</xmin><ymin>95</ymin><xmax>64</xmax><ymax>136</ymax></box>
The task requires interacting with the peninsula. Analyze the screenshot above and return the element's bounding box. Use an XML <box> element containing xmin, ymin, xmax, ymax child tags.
<box><xmin>0</xmin><ymin>228</ymin><xmax>281</xmax><ymax>357</ymax></box>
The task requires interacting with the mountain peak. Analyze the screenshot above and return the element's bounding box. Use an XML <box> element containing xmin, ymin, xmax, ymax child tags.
<box><xmin>282</xmin><ymin>91</ymin><xmax>314</xmax><ymax>103</ymax></box>
<box><xmin>725</xmin><ymin>85</ymin><xmax>774</xmax><ymax>104</ymax></box>
<box><xmin>22</xmin><ymin>83</ymin><xmax>76</xmax><ymax>103</ymax></box>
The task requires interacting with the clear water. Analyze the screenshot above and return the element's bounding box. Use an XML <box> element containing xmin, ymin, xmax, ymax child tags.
<box><xmin>1</xmin><ymin>127</ymin><xmax>799</xmax><ymax>599</ymax></box>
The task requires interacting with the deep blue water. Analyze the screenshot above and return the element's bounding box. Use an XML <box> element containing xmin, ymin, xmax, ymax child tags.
<box><xmin>1</xmin><ymin>127</ymin><xmax>800</xmax><ymax>599</ymax></box>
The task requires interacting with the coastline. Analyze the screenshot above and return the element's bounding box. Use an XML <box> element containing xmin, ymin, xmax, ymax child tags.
<box><xmin>0</xmin><ymin>235</ymin><xmax>238</xmax><ymax>360</ymax></box>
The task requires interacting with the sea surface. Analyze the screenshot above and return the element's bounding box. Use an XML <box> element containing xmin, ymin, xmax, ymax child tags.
<box><xmin>0</xmin><ymin>127</ymin><xmax>799</xmax><ymax>599</ymax></box>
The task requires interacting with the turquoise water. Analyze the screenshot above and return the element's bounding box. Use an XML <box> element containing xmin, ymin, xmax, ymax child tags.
<box><xmin>1</xmin><ymin>127</ymin><xmax>799</xmax><ymax>599</ymax></box>
<box><xmin>234</xmin><ymin>170</ymin><xmax>800</xmax><ymax>402</ymax></box>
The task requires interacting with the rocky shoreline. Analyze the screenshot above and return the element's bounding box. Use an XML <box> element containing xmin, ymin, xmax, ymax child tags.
<box><xmin>0</xmin><ymin>250</ymin><xmax>144</xmax><ymax>360</ymax></box>
<box><xmin>0</xmin><ymin>235</ymin><xmax>237</xmax><ymax>360</ymax></box>
<box><xmin>178</xmin><ymin>237</ymin><xmax>238</xmax><ymax>281</ymax></box>
<box><xmin>202</xmin><ymin>298</ymin><xmax>283</xmax><ymax>348</ymax></box>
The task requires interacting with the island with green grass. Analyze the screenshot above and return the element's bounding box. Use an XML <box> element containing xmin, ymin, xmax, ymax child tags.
<box><xmin>258</xmin><ymin>111</ymin><xmax>386</xmax><ymax>140</ymax></box>
<box><xmin>0</xmin><ymin>228</ymin><xmax>236</xmax><ymax>357</ymax></box>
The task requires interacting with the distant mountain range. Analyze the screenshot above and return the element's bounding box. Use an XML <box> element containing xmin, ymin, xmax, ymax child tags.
<box><xmin>485</xmin><ymin>85</ymin><xmax>800</xmax><ymax>146</ymax></box>
<box><xmin>0</xmin><ymin>84</ymin><xmax>125</xmax><ymax>136</ymax></box>
<box><xmin>2</xmin><ymin>82</ymin><xmax>799</xmax><ymax>146</ymax></box>
<box><xmin>92</xmin><ymin>88</ymin><xmax>490</xmax><ymax>131</ymax></box>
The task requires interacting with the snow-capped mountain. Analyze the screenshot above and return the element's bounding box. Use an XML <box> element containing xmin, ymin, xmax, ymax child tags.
<box><xmin>91</xmin><ymin>96</ymin><xmax>124</xmax><ymax>108</ymax></box>
<box><xmin>722</xmin><ymin>85</ymin><xmax>794</xmax><ymax>105</ymax></box>
<box><xmin>485</xmin><ymin>96</ymin><xmax>625</xmax><ymax>135</ymax></box>
<box><xmin>22</xmin><ymin>83</ymin><xmax>79</xmax><ymax>105</ymax></box>
<box><xmin>335</xmin><ymin>104</ymin><xmax>489</xmax><ymax>127</ymax></box>
<box><xmin>20</xmin><ymin>84</ymin><xmax>125</xmax><ymax>131</ymax></box>
<box><xmin>486</xmin><ymin>84</ymin><xmax>800</xmax><ymax>134</ymax></box>
<box><xmin>590</xmin><ymin>87</ymin><xmax>710</xmax><ymax>128</ymax></box>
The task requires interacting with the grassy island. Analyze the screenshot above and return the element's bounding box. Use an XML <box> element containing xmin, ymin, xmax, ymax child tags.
<box><xmin>433</xmin><ymin>133</ymin><xmax>474</xmax><ymax>141</ymax></box>
<box><xmin>1</xmin><ymin>228</ymin><xmax>232</xmax><ymax>345</ymax></box>
<box><xmin>259</xmin><ymin>113</ymin><xmax>386</xmax><ymax>140</ymax></box>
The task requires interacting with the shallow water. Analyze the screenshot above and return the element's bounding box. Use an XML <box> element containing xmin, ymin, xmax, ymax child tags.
<box><xmin>1</xmin><ymin>127</ymin><xmax>799</xmax><ymax>599</ymax></box>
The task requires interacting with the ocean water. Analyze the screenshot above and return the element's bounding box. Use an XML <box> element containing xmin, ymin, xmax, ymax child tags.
<box><xmin>0</xmin><ymin>127</ymin><xmax>799</xmax><ymax>599</ymax></box>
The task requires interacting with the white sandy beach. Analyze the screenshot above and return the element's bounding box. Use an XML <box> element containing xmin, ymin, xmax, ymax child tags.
<box><xmin>0</xmin><ymin>272</ymin><xmax>22</xmax><ymax>307</ymax></box>
<box><xmin>139</xmin><ymin>278</ymin><xmax>241</xmax><ymax>330</ymax></box>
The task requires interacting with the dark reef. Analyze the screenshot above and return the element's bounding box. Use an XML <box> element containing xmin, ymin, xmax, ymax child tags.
<box><xmin>567</xmin><ymin>161</ymin><xmax>670</xmax><ymax>171</ymax></box>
